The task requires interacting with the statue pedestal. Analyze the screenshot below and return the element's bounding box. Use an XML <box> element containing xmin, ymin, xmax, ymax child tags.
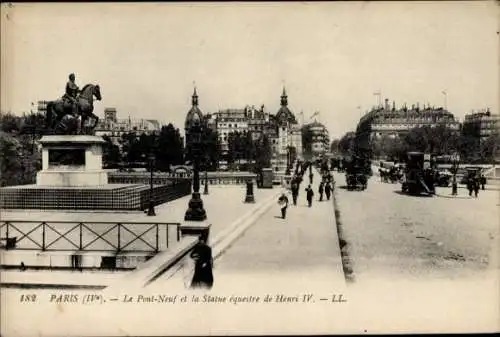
<box><xmin>36</xmin><ymin>135</ymin><xmax>108</xmax><ymax>187</ymax></box>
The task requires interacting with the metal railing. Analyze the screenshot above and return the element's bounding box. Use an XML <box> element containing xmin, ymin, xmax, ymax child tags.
<box><xmin>0</xmin><ymin>221</ymin><xmax>181</xmax><ymax>254</ymax></box>
<box><xmin>109</xmin><ymin>171</ymin><xmax>257</xmax><ymax>186</ymax></box>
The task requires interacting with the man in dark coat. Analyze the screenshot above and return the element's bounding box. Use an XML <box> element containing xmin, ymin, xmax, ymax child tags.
<box><xmin>305</xmin><ymin>185</ymin><xmax>314</xmax><ymax>207</ymax></box>
<box><xmin>467</xmin><ymin>179</ymin><xmax>474</xmax><ymax>197</ymax></box>
<box><xmin>451</xmin><ymin>176</ymin><xmax>458</xmax><ymax>196</ymax></box>
<box><xmin>325</xmin><ymin>181</ymin><xmax>332</xmax><ymax>200</ymax></box>
<box><xmin>190</xmin><ymin>236</ymin><xmax>214</xmax><ymax>289</ymax></box>
<box><xmin>318</xmin><ymin>182</ymin><xmax>324</xmax><ymax>201</ymax></box>
<box><xmin>278</xmin><ymin>192</ymin><xmax>289</xmax><ymax>219</ymax></box>
<box><xmin>473</xmin><ymin>176</ymin><xmax>480</xmax><ymax>198</ymax></box>
<box><xmin>291</xmin><ymin>180</ymin><xmax>299</xmax><ymax>206</ymax></box>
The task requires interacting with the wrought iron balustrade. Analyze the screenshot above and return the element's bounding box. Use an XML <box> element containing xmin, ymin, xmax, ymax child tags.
<box><xmin>0</xmin><ymin>220</ymin><xmax>181</xmax><ymax>254</ymax></box>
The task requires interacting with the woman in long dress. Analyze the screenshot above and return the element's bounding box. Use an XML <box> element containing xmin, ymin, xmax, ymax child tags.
<box><xmin>190</xmin><ymin>236</ymin><xmax>214</xmax><ymax>289</ymax></box>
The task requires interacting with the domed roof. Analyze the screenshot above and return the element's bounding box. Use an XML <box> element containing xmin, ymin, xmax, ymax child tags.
<box><xmin>185</xmin><ymin>87</ymin><xmax>204</xmax><ymax>130</ymax></box>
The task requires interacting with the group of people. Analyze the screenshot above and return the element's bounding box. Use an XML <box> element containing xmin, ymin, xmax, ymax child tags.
<box><xmin>277</xmin><ymin>160</ymin><xmax>336</xmax><ymax>219</ymax></box>
<box><xmin>461</xmin><ymin>174</ymin><xmax>486</xmax><ymax>198</ymax></box>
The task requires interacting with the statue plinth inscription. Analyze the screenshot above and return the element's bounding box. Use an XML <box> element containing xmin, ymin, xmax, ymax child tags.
<box><xmin>37</xmin><ymin>135</ymin><xmax>108</xmax><ymax>187</ymax></box>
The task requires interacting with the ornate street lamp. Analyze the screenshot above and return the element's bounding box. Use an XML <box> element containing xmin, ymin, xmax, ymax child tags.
<box><xmin>184</xmin><ymin>116</ymin><xmax>207</xmax><ymax>221</ymax></box>
<box><xmin>147</xmin><ymin>152</ymin><xmax>156</xmax><ymax>216</ymax></box>
<box><xmin>451</xmin><ymin>152</ymin><xmax>460</xmax><ymax>195</ymax></box>
<box><xmin>203</xmin><ymin>168</ymin><xmax>209</xmax><ymax>195</ymax></box>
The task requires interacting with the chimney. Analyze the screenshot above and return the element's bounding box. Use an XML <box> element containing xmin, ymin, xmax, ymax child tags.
<box><xmin>392</xmin><ymin>101</ymin><xmax>396</xmax><ymax>111</ymax></box>
<box><xmin>385</xmin><ymin>98</ymin><xmax>389</xmax><ymax>111</ymax></box>
<box><xmin>416</xmin><ymin>102</ymin><xmax>420</xmax><ymax>111</ymax></box>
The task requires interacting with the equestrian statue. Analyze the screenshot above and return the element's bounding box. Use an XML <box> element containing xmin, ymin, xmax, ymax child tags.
<box><xmin>45</xmin><ymin>73</ymin><xmax>102</xmax><ymax>135</ymax></box>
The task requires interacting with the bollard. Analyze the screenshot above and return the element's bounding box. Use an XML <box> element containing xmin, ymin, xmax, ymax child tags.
<box><xmin>244</xmin><ymin>180</ymin><xmax>255</xmax><ymax>203</ymax></box>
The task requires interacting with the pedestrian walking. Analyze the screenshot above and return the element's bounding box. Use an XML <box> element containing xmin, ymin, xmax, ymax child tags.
<box><xmin>473</xmin><ymin>177</ymin><xmax>480</xmax><ymax>198</ymax></box>
<box><xmin>291</xmin><ymin>180</ymin><xmax>299</xmax><ymax>206</ymax></box>
<box><xmin>451</xmin><ymin>176</ymin><xmax>458</xmax><ymax>196</ymax></box>
<box><xmin>305</xmin><ymin>185</ymin><xmax>314</xmax><ymax>207</ymax></box>
<box><xmin>318</xmin><ymin>182</ymin><xmax>324</xmax><ymax>201</ymax></box>
<box><xmin>467</xmin><ymin>180</ymin><xmax>473</xmax><ymax>197</ymax></box>
<box><xmin>309</xmin><ymin>172</ymin><xmax>313</xmax><ymax>185</ymax></box>
<box><xmin>278</xmin><ymin>192</ymin><xmax>289</xmax><ymax>219</ymax></box>
<box><xmin>189</xmin><ymin>236</ymin><xmax>214</xmax><ymax>289</ymax></box>
<box><xmin>480</xmin><ymin>174</ymin><xmax>486</xmax><ymax>190</ymax></box>
<box><xmin>325</xmin><ymin>181</ymin><xmax>332</xmax><ymax>200</ymax></box>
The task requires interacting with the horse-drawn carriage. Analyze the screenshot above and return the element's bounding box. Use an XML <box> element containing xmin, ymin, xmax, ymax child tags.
<box><xmin>379</xmin><ymin>164</ymin><xmax>404</xmax><ymax>184</ymax></box>
<box><xmin>345</xmin><ymin>156</ymin><xmax>369</xmax><ymax>191</ymax></box>
<box><xmin>401</xmin><ymin>152</ymin><xmax>435</xmax><ymax>195</ymax></box>
<box><xmin>435</xmin><ymin>170</ymin><xmax>452</xmax><ymax>187</ymax></box>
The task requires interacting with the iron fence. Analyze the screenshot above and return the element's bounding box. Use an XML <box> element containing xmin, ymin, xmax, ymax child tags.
<box><xmin>0</xmin><ymin>221</ymin><xmax>181</xmax><ymax>254</ymax></box>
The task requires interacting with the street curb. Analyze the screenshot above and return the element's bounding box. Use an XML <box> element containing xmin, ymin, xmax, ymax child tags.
<box><xmin>153</xmin><ymin>190</ymin><xmax>281</xmax><ymax>283</ymax></box>
<box><xmin>331</xmin><ymin>181</ymin><xmax>356</xmax><ymax>284</ymax></box>
<box><xmin>212</xmin><ymin>191</ymin><xmax>281</xmax><ymax>260</ymax></box>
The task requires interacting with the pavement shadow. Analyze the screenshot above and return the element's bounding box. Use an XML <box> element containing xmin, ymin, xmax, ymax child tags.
<box><xmin>338</xmin><ymin>185</ymin><xmax>366</xmax><ymax>192</ymax></box>
<box><xmin>393</xmin><ymin>190</ymin><xmax>434</xmax><ymax>198</ymax></box>
<box><xmin>435</xmin><ymin>194</ymin><xmax>473</xmax><ymax>200</ymax></box>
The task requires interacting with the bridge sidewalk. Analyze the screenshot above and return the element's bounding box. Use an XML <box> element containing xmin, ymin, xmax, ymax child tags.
<box><xmin>148</xmin><ymin>168</ymin><xmax>346</xmax><ymax>292</ymax></box>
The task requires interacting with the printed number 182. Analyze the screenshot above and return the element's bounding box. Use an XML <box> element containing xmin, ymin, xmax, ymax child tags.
<box><xmin>20</xmin><ymin>294</ymin><xmax>37</xmax><ymax>302</ymax></box>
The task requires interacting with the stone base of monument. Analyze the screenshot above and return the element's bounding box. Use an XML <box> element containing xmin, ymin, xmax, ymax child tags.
<box><xmin>37</xmin><ymin>170</ymin><xmax>108</xmax><ymax>187</ymax></box>
<box><xmin>0</xmin><ymin>135</ymin><xmax>190</xmax><ymax>210</ymax></box>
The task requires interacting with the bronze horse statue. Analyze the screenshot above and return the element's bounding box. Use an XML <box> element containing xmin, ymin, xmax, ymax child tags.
<box><xmin>46</xmin><ymin>84</ymin><xmax>102</xmax><ymax>135</ymax></box>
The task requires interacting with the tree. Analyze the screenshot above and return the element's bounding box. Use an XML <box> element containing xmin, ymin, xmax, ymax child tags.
<box><xmin>338</xmin><ymin>132</ymin><xmax>355</xmax><ymax>156</ymax></box>
<box><xmin>120</xmin><ymin>132</ymin><xmax>141</xmax><ymax>165</ymax></box>
<box><xmin>479</xmin><ymin>134</ymin><xmax>500</xmax><ymax>163</ymax></box>
<box><xmin>301</xmin><ymin>125</ymin><xmax>313</xmax><ymax>156</ymax></box>
<box><xmin>330</xmin><ymin>139</ymin><xmax>340</xmax><ymax>154</ymax></box>
<box><xmin>102</xmin><ymin>135</ymin><xmax>121</xmax><ymax>168</ymax></box>
<box><xmin>0</xmin><ymin>112</ymin><xmax>21</xmax><ymax>133</ymax></box>
<box><xmin>156</xmin><ymin>124</ymin><xmax>184</xmax><ymax>171</ymax></box>
<box><xmin>458</xmin><ymin>123</ymin><xmax>481</xmax><ymax>162</ymax></box>
<box><xmin>227</xmin><ymin>131</ymin><xmax>242</xmax><ymax>165</ymax></box>
<box><xmin>0</xmin><ymin>131</ymin><xmax>41</xmax><ymax>187</ymax></box>
<box><xmin>254</xmin><ymin>134</ymin><xmax>272</xmax><ymax>171</ymax></box>
<box><xmin>200</xmin><ymin>127</ymin><xmax>221</xmax><ymax>171</ymax></box>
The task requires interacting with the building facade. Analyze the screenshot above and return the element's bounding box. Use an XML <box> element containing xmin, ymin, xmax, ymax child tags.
<box><xmin>303</xmin><ymin>121</ymin><xmax>330</xmax><ymax>158</ymax></box>
<box><xmin>36</xmin><ymin>100</ymin><xmax>50</xmax><ymax>116</ymax></box>
<box><xmin>269</xmin><ymin>88</ymin><xmax>302</xmax><ymax>172</ymax></box>
<box><xmin>311</xmin><ymin>121</ymin><xmax>330</xmax><ymax>157</ymax></box>
<box><xmin>94</xmin><ymin>107</ymin><xmax>161</xmax><ymax>142</ymax></box>
<box><xmin>357</xmin><ymin>99</ymin><xmax>461</xmax><ymax>141</ymax></box>
<box><xmin>186</xmin><ymin>87</ymin><xmax>307</xmax><ymax>171</ymax></box>
<box><xmin>463</xmin><ymin>109</ymin><xmax>499</xmax><ymax>139</ymax></box>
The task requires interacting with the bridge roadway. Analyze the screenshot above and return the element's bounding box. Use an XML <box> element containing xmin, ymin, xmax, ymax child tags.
<box><xmin>332</xmin><ymin>169</ymin><xmax>499</xmax><ymax>282</ymax></box>
<box><xmin>148</xmin><ymin>168</ymin><xmax>346</xmax><ymax>292</ymax></box>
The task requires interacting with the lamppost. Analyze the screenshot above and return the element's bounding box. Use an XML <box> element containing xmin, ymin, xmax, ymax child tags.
<box><xmin>203</xmin><ymin>161</ymin><xmax>209</xmax><ymax>195</ymax></box>
<box><xmin>184</xmin><ymin>118</ymin><xmax>207</xmax><ymax>221</ymax></box>
<box><xmin>147</xmin><ymin>152</ymin><xmax>156</xmax><ymax>216</ymax></box>
<box><xmin>451</xmin><ymin>152</ymin><xmax>460</xmax><ymax>195</ymax></box>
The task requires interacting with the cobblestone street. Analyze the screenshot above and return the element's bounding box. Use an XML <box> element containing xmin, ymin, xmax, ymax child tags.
<box><xmin>332</xmin><ymin>171</ymin><xmax>499</xmax><ymax>282</ymax></box>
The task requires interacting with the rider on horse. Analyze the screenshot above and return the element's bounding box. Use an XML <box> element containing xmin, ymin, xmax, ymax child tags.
<box><xmin>63</xmin><ymin>73</ymin><xmax>80</xmax><ymax>116</ymax></box>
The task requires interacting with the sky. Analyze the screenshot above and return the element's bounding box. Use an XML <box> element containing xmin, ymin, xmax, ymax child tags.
<box><xmin>1</xmin><ymin>2</ymin><xmax>498</xmax><ymax>140</ymax></box>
